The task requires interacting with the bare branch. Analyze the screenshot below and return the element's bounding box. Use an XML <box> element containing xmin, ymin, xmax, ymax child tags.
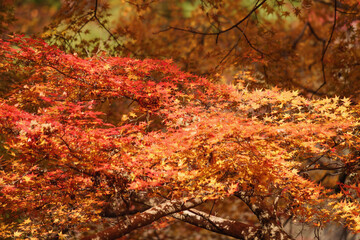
<box><xmin>313</xmin><ymin>0</ymin><xmax>337</xmax><ymax>96</ymax></box>
<box><xmin>161</xmin><ymin>0</ymin><xmax>267</xmax><ymax>37</ymax></box>
<box><xmin>82</xmin><ymin>198</ymin><xmax>203</xmax><ymax>240</ymax></box>
<box><xmin>292</xmin><ymin>24</ymin><xmax>308</xmax><ymax>50</ymax></box>
<box><xmin>236</xmin><ymin>26</ymin><xmax>268</xmax><ymax>56</ymax></box>
<box><xmin>172</xmin><ymin>209</ymin><xmax>262</xmax><ymax>240</ymax></box>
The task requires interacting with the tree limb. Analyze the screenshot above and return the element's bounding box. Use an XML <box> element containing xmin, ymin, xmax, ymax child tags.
<box><xmin>235</xmin><ymin>192</ymin><xmax>294</xmax><ymax>239</ymax></box>
<box><xmin>172</xmin><ymin>209</ymin><xmax>262</xmax><ymax>240</ymax></box>
<box><xmin>133</xmin><ymin>192</ymin><xmax>294</xmax><ymax>240</ymax></box>
<box><xmin>81</xmin><ymin>198</ymin><xmax>203</xmax><ymax>240</ymax></box>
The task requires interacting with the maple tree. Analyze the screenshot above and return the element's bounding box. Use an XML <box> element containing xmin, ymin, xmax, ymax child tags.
<box><xmin>0</xmin><ymin>0</ymin><xmax>360</xmax><ymax>240</ymax></box>
<box><xmin>1</xmin><ymin>35</ymin><xmax>360</xmax><ymax>239</ymax></box>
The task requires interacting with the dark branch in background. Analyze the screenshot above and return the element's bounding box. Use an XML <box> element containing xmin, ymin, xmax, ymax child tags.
<box><xmin>312</xmin><ymin>0</ymin><xmax>337</xmax><ymax>97</ymax></box>
<box><xmin>314</xmin><ymin>0</ymin><xmax>357</xmax><ymax>14</ymax></box>
<box><xmin>304</xmin><ymin>165</ymin><xmax>344</xmax><ymax>172</ymax></box>
<box><xmin>59</xmin><ymin>0</ymin><xmax>137</xmax><ymax>56</ymax></box>
<box><xmin>215</xmin><ymin>36</ymin><xmax>242</xmax><ymax>68</ymax></box>
<box><xmin>283</xmin><ymin>214</ymin><xmax>293</xmax><ymax>227</ymax></box>
<box><xmin>160</xmin><ymin>0</ymin><xmax>267</xmax><ymax>39</ymax></box>
<box><xmin>160</xmin><ymin>0</ymin><xmax>339</xmax><ymax>97</ymax></box>
<box><xmin>291</xmin><ymin>3</ymin><xmax>338</xmax><ymax>97</ymax></box>
<box><xmin>289</xmin><ymin>80</ymin><xmax>327</xmax><ymax>96</ymax></box>
<box><xmin>92</xmin><ymin>0</ymin><xmax>136</xmax><ymax>55</ymax></box>
<box><xmin>236</xmin><ymin>26</ymin><xmax>268</xmax><ymax>57</ymax></box>
<box><xmin>92</xmin><ymin>0</ymin><xmax>121</xmax><ymax>48</ymax></box>
<box><xmin>214</xmin><ymin>27</ymin><xmax>268</xmax><ymax>70</ymax></box>
<box><xmin>294</xmin><ymin>21</ymin><xmax>328</xmax><ymax>93</ymax></box>
<box><xmin>307</xmin><ymin>22</ymin><xmax>326</xmax><ymax>42</ymax></box>
<box><xmin>159</xmin><ymin>0</ymin><xmax>268</xmax><ymax>68</ymax></box>
<box><xmin>292</xmin><ymin>24</ymin><xmax>308</xmax><ymax>50</ymax></box>
<box><xmin>94</xmin><ymin>0</ymin><xmax>98</xmax><ymax>15</ymax></box>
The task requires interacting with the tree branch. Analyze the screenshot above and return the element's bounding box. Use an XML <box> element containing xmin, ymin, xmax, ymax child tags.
<box><xmin>172</xmin><ymin>209</ymin><xmax>262</xmax><ymax>240</ymax></box>
<box><xmin>292</xmin><ymin>24</ymin><xmax>308</xmax><ymax>50</ymax></box>
<box><xmin>236</xmin><ymin>26</ymin><xmax>268</xmax><ymax>56</ymax></box>
<box><xmin>81</xmin><ymin>198</ymin><xmax>203</xmax><ymax>240</ymax></box>
<box><xmin>132</xmin><ymin>192</ymin><xmax>293</xmax><ymax>239</ymax></box>
<box><xmin>132</xmin><ymin>193</ymin><xmax>264</xmax><ymax>239</ymax></box>
<box><xmin>161</xmin><ymin>0</ymin><xmax>267</xmax><ymax>37</ymax></box>
<box><xmin>313</xmin><ymin>0</ymin><xmax>337</xmax><ymax>96</ymax></box>
<box><xmin>235</xmin><ymin>191</ymin><xmax>294</xmax><ymax>239</ymax></box>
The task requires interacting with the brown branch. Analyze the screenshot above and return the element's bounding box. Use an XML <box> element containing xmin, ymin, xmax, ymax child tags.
<box><xmin>105</xmin><ymin>194</ymin><xmax>263</xmax><ymax>240</ymax></box>
<box><xmin>161</xmin><ymin>0</ymin><xmax>267</xmax><ymax>37</ymax></box>
<box><xmin>172</xmin><ymin>209</ymin><xmax>263</xmax><ymax>240</ymax></box>
<box><xmin>93</xmin><ymin>16</ymin><xmax>138</xmax><ymax>56</ymax></box>
<box><xmin>292</xmin><ymin>24</ymin><xmax>308</xmax><ymax>50</ymax></box>
<box><xmin>61</xmin><ymin>0</ymin><xmax>138</xmax><ymax>57</ymax></box>
<box><xmin>312</xmin><ymin>0</ymin><xmax>337</xmax><ymax>96</ymax></box>
<box><xmin>314</xmin><ymin>0</ymin><xmax>355</xmax><ymax>12</ymax></box>
<box><xmin>217</xmin><ymin>36</ymin><xmax>242</xmax><ymax>66</ymax></box>
<box><xmin>94</xmin><ymin>0</ymin><xmax>98</xmax><ymax>17</ymax></box>
<box><xmin>307</xmin><ymin>22</ymin><xmax>326</xmax><ymax>42</ymax></box>
<box><xmin>132</xmin><ymin>193</ymin><xmax>265</xmax><ymax>240</ymax></box>
<box><xmin>289</xmin><ymin>80</ymin><xmax>327</xmax><ymax>96</ymax></box>
<box><xmin>234</xmin><ymin>191</ymin><xmax>294</xmax><ymax>239</ymax></box>
<box><xmin>236</xmin><ymin>26</ymin><xmax>268</xmax><ymax>56</ymax></box>
<box><xmin>81</xmin><ymin>198</ymin><xmax>203</xmax><ymax>240</ymax></box>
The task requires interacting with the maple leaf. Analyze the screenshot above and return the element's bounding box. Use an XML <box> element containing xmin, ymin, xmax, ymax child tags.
<box><xmin>293</xmin><ymin>7</ymin><xmax>301</xmax><ymax>16</ymax></box>
<box><xmin>58</xmin><ymin>232</ymin><xmax>68</xmax><ymax>239</ymax></box>
<box><xmin>13</xmin><ymin>231</ymin><xmax>23</xmax><ymax>237</ymax></box>
<box><xmin>22</xmin><ymin>218</ymin><xmax>32</xmax><ymax>224</ymax></box>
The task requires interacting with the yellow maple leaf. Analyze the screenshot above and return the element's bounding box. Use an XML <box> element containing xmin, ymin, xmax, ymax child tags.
<box><xmin>14</xmin><ymin>231</ymin><xmax>23</xmax><ymax>237</ymax></box>
<box><xmin>23</xmin><ymin>175</ymin><xmax>32</xmax><ymax>183</ymax></box>
<box><xmin>23</xmin><ymin>218</ymin><xmax>32</xmax><ymax>224</ymax></box>
<box><xmin>103</xmin><ymin>64</ymin><xmax>111</xmax><ymax>70</ymax></box>
<box><xmin>58</xmin><ymin>231</ymin><xmax>68</xmax><ymax>239</ymax></box>
<box><xmin>342</xmin><ymin>97</ymin><xmax>351</xmax><ymax>107</ymax></box>
<box><xmin>228</xmin><ymin>183</ymin><xmax>238</xmax><ymax>194</ymax></box>
<box><xmin>121</xmin><ymin>114</ymin><xmax>129</xmax><ymax>121</ymax></box>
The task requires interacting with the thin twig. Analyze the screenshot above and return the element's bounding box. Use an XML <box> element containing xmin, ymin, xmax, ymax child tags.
<box><xmin>292</xmin><ymin>24</ymin><xmax>307</xmax><ymax>49</ymax></box>
<box><xmin>236</xmin><ymin>26</ymin><xmax>268</xmax><ymax>56</ymax></box>
<box><xmin>218</xmin><ymin>36</ymin><xmax>242</xmax><ymax>66</ymax></box>
<box><xmin>160</xmin><ymin>0</ymin><xmax>267</xmax><ymax>37</ymax></box>
<box><xmin>208</xmin><ymin>200</ymin><xmax>216</xmax><ymax>218</ymax></box>
<box><xmin>307</xmin><ymin>22</ymin><xmax>326</xmax><ymax>42</ymax></box>
<box><xmin>312</xmin><ymin>0</ymin><xmax>337</xmax><ymax>96</ymax></box>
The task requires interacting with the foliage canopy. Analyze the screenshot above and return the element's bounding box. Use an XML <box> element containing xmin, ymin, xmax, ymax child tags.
<box><xmin>0</xmin><ymin>0</ymin><xmax>360</xmax><ymax>239</ymax></box>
